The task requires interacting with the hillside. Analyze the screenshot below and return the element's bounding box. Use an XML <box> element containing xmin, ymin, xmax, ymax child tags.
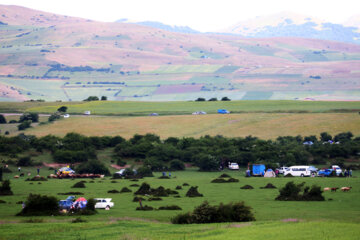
<box><xmin>0</xmin><ymin>5</ymin><xmax>360</xmax><ymax>101</ymax></box>
<box><xmin>221</xmin><ymin>12</ymin><xmax>360</xmax><ymax>44</ymax></box>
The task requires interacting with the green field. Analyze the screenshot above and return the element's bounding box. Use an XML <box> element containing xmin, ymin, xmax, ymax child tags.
<box><xmin>0</xmin><ymin>169</ymin><xmax>359</xmax><ymax>239</ymax></box>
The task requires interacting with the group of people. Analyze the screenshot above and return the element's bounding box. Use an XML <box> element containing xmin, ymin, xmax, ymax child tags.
<box><xmin>343</xmin><ymin>169</ymin><xmax>353</xmax><ymax>177</ymax></box>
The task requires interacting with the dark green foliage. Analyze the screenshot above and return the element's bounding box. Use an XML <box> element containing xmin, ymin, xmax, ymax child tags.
<box><xmin>219</xmin><ymin>173</ymin><xmax>231</xmax><ymax>178</ymax></box>
<box><xmin>158</xmin><ymin>205</ymin><xmax>182</xmax><ymax>210</ymax></box>
<box><xmin>17</xmin><ymin>156</ymin><xmax>33</xmax><ymax>166</ymax></box>
<box><xmin>171</xmin><ymin>201</ymin><xmax>255</xmax><ymax>224</ymax></box>
<box><xmin>130</xmin><ymin>184</ymin><xmax>140</xmax><ymax>187</ymax></box>
<box><xmin>211</xmin><ymin>177</ymin><xmax>239</xmax><ymax>183</ymax></box>
<box><xmin>182</xmin><ymin>183</ymin><xmax>189</xmax><ymax>186</ymax></box>
<box><xmin>48</xmin><ymin>112</ymin><xmax>61</xmax><ymax>122</ymax></box>
<box><xmin>111</xmin><ymin>180</ymin><xmax>117</xmax><ymax>183</ymax></box>
<box><xmin>9</xmin><ymin>120</ymin><xmax>17</xmax><ymax>123</ymax></box>
<box><xmin>133</xmin><ymin>196</ymin><xmax>145</xmax><ymax>202</ymax></box>
<box><xmin>175</xmin><ymin>185</ymin><xmax>182</xmax><ymax>190</ymax></box>
<box><xmin>57</xmin><ymin>192</ymin><xmax>84</xmax><ymax>195</ymax></box>
<box><xmin>0</xmin><ymin>200</ymin><xmax>6</xmax><ymax>203</ymax></box>
<box><xmin>136</xmin><ymin>166</ymin><xmax>153</xmax><ymax>177</ymax></box>
<box><xmin>4</xmin><ymin>131</ymin><xmax>9</xmax><ymax>135</ymax></box>
<box><xmin>170</xmin><ymin>159</ymin><xmax>185</xmax><ymax>170</ymax></box>
<box><xmin>18</xmin><ymin>120</ymin><xmax>31</xmax><ymax>130</ymax></box>
<box><xmin>120</xmin><ymin>187</ymin><xmax>132</xmax><ymax>193</ymax></box>
<box><xmin>260</xmin><ymin>183</ymin><xmax>277</xmax><ymax>189</ymax></box>
<box><xmin>285</xmin><ymin>173</ymin><xmax>294</xmax><ymax>177</ymax></box>
<box><xmin>101</xmin><ymin>96</ymin><xmax>107</xmax><ymax>101</ymax></box>
<box><xmin>196</xmin><ymin>154</ymin><xmax>219</xmax><ymax>171</ymax></box>
<box><xmin>85</xmin><ymin>198</ymin><xmax>96</xmax><ymax>212</ymax></box>
<box><xmin>148</xmin><ymin>197</ymin><xmax>162</xmax><ymax>201</ymax></box>
<box><xmin>0</xmin><ymin>114</ymin><xmax>6</xmax><ymax>124</ymax></box>
<box><xmin>0</xmin><ymin>180</ymin><xmax>13</xmax><ymax>195</ymax></box>
<box><xmin>221</xmin><ymin>97</ymin><xmax>231</xmax><ymax>101</ymax></box>
<box><xmin>75</xmin><ymin>161</ymin><xmax>110</xmax><ymax>175</ymax></box>
<box><xmin>26</xmin><ymin>176</ymin><xmax>47</xmax><ymax>181</ymax></box>
<box><xmin>135</xmin><ymin>183</ymin><xmax>151</xmax><ymax>195</ymax></box>
<box><xmin>57</xmin><ymin>106</ymin><xmax>68</xmax><ymax>113</ymax></box>
<box><xmin>240</xmin><ymin>185</ymin><xmax>254</xmax><ymax>189</ymax></box>
<box><xmin>185</xmin><ymin>186</ymin><xmax>203</xmax><ymax>197</ymax></box>
<box><xmin>83</xmin><ymin>96</ymin><xmax>99</xmax><ymax>101</ymax></box>
<box><xmin>158</xmin><ymin>176</ymin><xmax>170</xmax><ymax>179</ymax></box>
<box><xmin>0</xmin><ymin>168</ymin><xmax>2</xmax><ymax>181</ymax></box>
<box><xmin>108</xmin><ymin>189</ymin><xmax>120</xmax><ymax>193</ymax></box>
<box><xmin>208</xmin><ymin>98</ymin><xmax>217</xmax><ymax>101</ymax></box>
<box><xmin>151</xmin><ymin>186</ymin><xmax>169</xmax><ymax>197</ymax></box>
<box><xmin>71</xmin><ymin>182</ymin><xmax>86</xmax><ymax>188</ymax></box>
<box><xmin>19</xmin><ymin>113</ymin><xmax>39</xmax><ymax>123</ymax></box>
<box><xmin>136</xmin><ymin>205</ymin><xmax>153</xmax><ymax>211</ymax></box>
<box><xmin>320</xmin><ymin>132</ymin><xmax>332</xmax><ymax>141</ymax></box>
<box><xmin>17</xmin><ymin>194</ymin><xmax>59</xmax><ymax>216</ymax></box>
<box><xmin>195</xmin><ymin>98</ymin><xmax>206</xmax><ymax>101</ymax></box>
<box><xmin>53</xmin><ymin>150</ymin><xmax>89</xmax><ymax>163</ymax></box>
<box><xmin>275</xmin><ymin>181</ymin><xmax>324</xmax><ymax>201</ymax></box>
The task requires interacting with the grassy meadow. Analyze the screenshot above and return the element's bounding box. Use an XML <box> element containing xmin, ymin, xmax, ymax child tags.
<box><xmin>18</xmin><ymin>113</ymin><xmax>360</xmax><ymax>139</ymax></box>
<box><xmin>0</xmin><ymin>169</ymin><xmax>359</xmax><ymax>239</ymax></box>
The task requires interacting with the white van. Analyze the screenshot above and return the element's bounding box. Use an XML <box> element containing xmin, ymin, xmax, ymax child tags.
<box><xmin>283</xmin><ymin>166</ymin><xmax>311</xmax><ymax>177</ymax></box>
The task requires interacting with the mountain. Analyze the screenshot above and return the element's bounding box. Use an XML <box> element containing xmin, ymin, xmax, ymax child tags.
<box><xmin>0</xmin><ymin>5</ymin><xmax>360</xmax><ymax>102</ymax></box>
<box><xmin>116</xmin><ymin>19</ymin><xmax>200</xmax><ymax>34</ymax></box>
<box><xmin>345</xmin><ymin>15</ymin><xmax>360</xmax><ymax>29</ymax></box>
<box><xmin>221</xmin><ymin>12</ymin><xmax>360</xmax><ymax>44</ymax></box>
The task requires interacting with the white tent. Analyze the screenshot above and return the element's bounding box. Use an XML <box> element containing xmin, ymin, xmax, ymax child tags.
<box><xmin>264</xmin><ymin>169</ymin><xmax>276</xmax><ymax>177</ymax></box>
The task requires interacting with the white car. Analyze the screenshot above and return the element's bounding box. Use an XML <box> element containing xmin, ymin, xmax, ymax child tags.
<box><xmin>228</xmin><ymin>162</ymin><xmax>239</xmax><ymax>170</ymax></box>
<box><xmin>283</xmin><ymin>166</ymin><xmax>311</xmax><ymax>177</ymax></box>
<box><xmin>276</xmin><ymin>167</ymin><xmax>289</xmax><ymax>174</ymax></box>
<box><xmin>331</xmin><ymin>165</ymin><xmax>342</xmax><ymax>176</ymax></box>
<box><xmin>94</xmin><ymin>198</ymin><xmax>114</xmax><ymax>209</ymax></box>
<box><xmin>192</xmin><ymin>111</ymin><xmax>207</xmax><ymax>115</ymax></box>
<box><xmin>64</xmin><ymin>114</ymin><xmax>70</xmax><ymax>118</ymax></box>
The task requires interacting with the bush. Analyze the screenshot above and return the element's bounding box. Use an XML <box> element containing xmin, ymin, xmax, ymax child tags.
<box><xmin>0</xmin><ymin>200</ymin><xmax>6</xmax><ymax>203</ymax></box>
<box><xmin>240</xmin><ymin>185</ymin><xmax>254</xmax><ymax>189</ymax></box>
<box><xmin>182</xmin><ymin>183</ymin><xmax>189</xmax><ymax>186</ymax></box>
<box><xmin>19</xmin><ymin>113</ymin><xmax>39</xmax><ymax>123</ymax></box>
<box><xmin>72</xmin><ymin>182</ymin><xmax>86</xmax><ymax>188</ymax></box>
<box><xmin>17</xmin><ymin>156</ymin><xmax>33</xmax><ymax>167</ymax></box>
<box><xmin>18</xmin><ymin>120</ymin><xmax>31</xmax><ymax>130</ymax></box>
<box><xmin>260</xmin><ymin>183</ymin><xmax>277</xmax><ymax>189</ymax></box>
<box><xmin>136</xmin><ymin>166</ymin><xmax>154</xmax><ymax>177</ymax></box>
<box><xmin>17</xmin><ymin>194</ymin><xmax>59</xmax><ymax>216</ymax></box>
<box><xmin>171</xmin><ymin>201</ymin><xmax>255</xmax><ymax>224</ymax></box>
<box><xmin>196</xmin><ymin>154</ymin><xmax>219</xmax><ymax>171</ymax></box>
<box><xmin>275</xmin><ymin>181</ymin><xmax>324</xmax><ymax>201</ymax></box>
<box><xmin>219</xmin><ymin>173</ymin><xmax>231</xmax><ymax>178</ymax></box>
<box><xmin>133</xmin><ymin>196</ymin><xmax>145</xmax><ymax>202</ymax></box>
<box><xmin>130</xmin><ymin>184</ymin><xmax>139</xmax><ymax>187</ymax></box>
<box><xmin>0</xmin><ymin>180</ymin><xmax>13</xmax><ymax>195</ymax></box>
<box><xmin>221</xmin><ymin>97</ymin><xmax>231</xmax><ymax>101</ymax></box>
<box><xmin>75</xmin><ymin>161</ymin><xmax>110</xmax><ymax>175</ymax></box>
<box><xmin>9</xmin><ymin>120</ymin><xmax>17</xmax><ymax>124</ymax></box>
<box><xmin>158</xmin><ymin>205</ymin><xmax>182</xmax><ymax>210</ymax></box>
<box><xmin>148</xmin><ymin>197</ymin><xmax>162</xmax><ymax>201</ymax></box>
<box><xmin>26</xmin><ymin>176</ymin><xmax>47</xmax><ymax>181</ymax></box>
<box><xmin>48</xmin><ymin>112</ymin><xmax>61</xmax><ymax>122</ymax></box>
<box><xmin>170</xmin><ymin>159</ymin><xmax>185</xmax><ymax>171</ymax></box>
<box><xmin>185</xmin><ymin>186</ymin><xmax>203</xmax><ymax>197</ymax></box>
<box><xmin>175</xmin><ymin>185</ymin><xmax>182</xmax><ymax>190</ymax></box>
<box><xmin>83</xmin><ymin>96</ymin><xmax>99</xmax><ymax>101</ymax></box>
<box><xmin>120</xmin><ymin>187</ymin><xmax>132</xmax><ymax>193</ymax></box>
<box><xmin>151</xmin><ymin>186</ymin><xmax>169</xmax><ymax>197</ymax></box>
<box><xmin>85</xmin><ymin>198</ymin><xmax>96</xmax><ymax>212</ymax></box>
<box><xmin>72</xmin><ymin>217</ymin><xmax>87</xmax><ymax>223</ymax></box>
<box><xmin>208</xmin><ymin>98</ymin><xmax>217</xmax><ymax>101</ymax></box>
<box><xmin>108</xmin><ymin>189</ymin><xmax>120</xmax><ymax>193</ymax></box>
<box><xmin>57</xmin><ymin>106</ymin><xmax>68</xmax><ymax>113</ymax></box>
<box><xmin>136</xmin><ymin>205</ymin><xmax>153</xmax><ymax>211</ymax></box>
<box><xmin>135</xmin><ymin>183</ymin><xmax>152</xmax><ymax>195</ymax></box>
<box><xmin>195</xmin><ymin>98</ymin><xmax>206</xmax><ymax>101</ymax></box>
<box><xmin>0</xmin><ymin>114</ymin><xmax>6</xmax><ymax>124</ymax></box>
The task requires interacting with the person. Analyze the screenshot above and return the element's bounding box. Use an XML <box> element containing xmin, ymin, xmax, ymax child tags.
<box><xmin>168</xmin><ymin>172</ymin><xmax>171</xmax><ymax>177</ymax></box>
<box><xmin>246</xmin><ymin>169</ymin><xmax>251</xmax><ymax>177</ymax></box>
<box><xmin>349</xmin><ymin>169</ymin><xmax>352</xmax><ymax>177</ymax></box>
<box><xmin>275</xmin><ymin>169</ymin><xmax>279</xmax><ymax>177</ymax></box>
<box><xmin>18</xmin><ymin>167</ymin><xmax>21</xmax><ymax>172</ymax></box>
<box><xmin>162</xmin><ymin>172</ymin><xmax>166</xmax><ymax>177</ymax></box>
<box><xmin>344</xmin><ymin>169</ymin><xmax>348</xmax><ymax>177</ymax></box>
<box><xmin>37</xmin><ymin>168</ymin><xmax>40</xmax><ymax>175</ymax></box>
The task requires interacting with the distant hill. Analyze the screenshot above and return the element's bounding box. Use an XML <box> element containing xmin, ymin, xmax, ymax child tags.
<box><xmin>116</xmin><ymin>19</ymin><xmax>200</xmax><ymax>34</ymax></box>
<box><xmin>221</xmin><ymin>12</ymin><xmax>360</xmax><ymax>44</ymax></box>
<box><xmin>0</xmin><ymin>5</ymin><xmax>360</xmax><ymax>102</ymax></box>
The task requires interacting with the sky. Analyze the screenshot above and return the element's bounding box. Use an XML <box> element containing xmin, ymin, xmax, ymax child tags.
<box><xmin>0</xmin><ymin>0</ymin><xmax>359</xmax><ymax>32</ymax></box>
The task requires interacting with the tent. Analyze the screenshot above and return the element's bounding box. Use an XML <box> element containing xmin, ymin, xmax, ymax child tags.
<box><xmin>264</xmin><ymin>169</ymin><xmax>276</xmax><ymax>177</ymax></box>
<box><xmin>72</xmin><ymin>197</ymin><xmax>87</xmax><ymax>209</ymax></box>
<box><xmin>57</xmin><ymin>166</ymin><xmax>75</xmax><ymax>175</ymax></box>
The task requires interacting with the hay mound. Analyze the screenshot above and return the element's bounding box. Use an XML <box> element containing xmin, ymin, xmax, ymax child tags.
<box><xmin>151</xmin><ymin>186</ymin><xmax>169</xmax><ymax>197</ymax></box>
<box><xmin>71</xmin><ymin>182</ymin><xmax>85</xmax><ymax>188</ymax></box>
<box><xmin>261</xmin><ymin>183</ymin><xmax>277</xmax><ymax>189</ymax></box>
<box><xmin>219</xmin><ymin>173</ymin><xmax>231</xmax><ymax>178</ymax></box>
<box><xmin>120</xmin><ymin>187</ymin><xmax>132</xmax><ymax>193</ymax></box>
<box><xmin>240</xmin><ymin>185</ymin><xmax>254</xmax><ymax>189</ymax></box>
<box><xmin>107</xmin><ymin>189</ymin><xmax>120</xmax><ymax>193</ymax></box>
<box><xmin>175</xmin><ymin>185</ymin><xmax>182</xmax><ymax>190</ymax></box>
<box><xmin>186</xmin><ymin>186</ymin><xmax>203</xmax><ymax>197</ymax></box>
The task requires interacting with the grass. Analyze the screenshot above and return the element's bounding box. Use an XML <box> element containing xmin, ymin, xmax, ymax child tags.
<box><xmin>20</xmin><ymin>113</ymin><xmax>360</xmax><ymax>139</ymax></box>
<box><xmin>0</xmin><ymin>169</ymin><xmax>359</xmax><ymax>239</ymax></box>
<box><xmin>19</xmin><ymin>100</ymin><xmax>360</xmax><ymax>116</ymax></box>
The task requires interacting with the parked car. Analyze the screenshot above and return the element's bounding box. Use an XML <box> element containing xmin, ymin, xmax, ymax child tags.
<box><xmin>217</xmin><ymin>109</ymin><xmax>230</xmax><ymax>114</ymax></box>
<box><xmin>283</xmin><ymin>166</ymin><xmax>311</xmax><ymax>177</ymax></box>
<box><xmin>228</xmin><ymin>162</ymin><xmax>239</xmax><ymax>170</ymax></box>
<box><xmin>276</xmin><ymin>167</ymin><xmax>289</xmax><ymax>174</ymax></box>
<box><xmin>94</xmin><ymin>198</ymin><xmax>114</xmax><ymax>209</ymax></box>
<box><xmin>149</xmin><ymin>113</ymin><xmax>159</xmax><ymax>116</ymax></box>
<box><xmin>331</xmin><ymin>165</ymin><xmax>342</xmax><ymax>176</ymax></box>
<box><xmin>84</xmin><ymin>111</ymin><xmax>91</xmax><ymax>115</ymax></box>
<box><xmin>318</xmin><ymin>169</ymin><xmax>333</xmax><ymax>177</ymax></box>
<box><xmin>64</xmin><ymin>114</ymin><xmax>70</xmax><ymax>118</ymax></box>
<box><xmin>192</xmin><ymin>111</ymin><xmax>207</xmax><ymax>115</ymax></box>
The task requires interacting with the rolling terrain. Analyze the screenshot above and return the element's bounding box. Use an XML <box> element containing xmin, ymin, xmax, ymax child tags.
<box><xmin>0</xmin><ymin>5</ymin><xmax>360</xmax><ymax>101</ymax></box>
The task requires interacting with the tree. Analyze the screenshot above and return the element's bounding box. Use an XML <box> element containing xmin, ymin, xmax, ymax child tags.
<box><xmin>0</xmin><ymin>114</ymin><xmax>6</xmax><ymax>124</ymax></box>
<box><xmin>101</xmin><ymin>96</ymin><xmax>107</xmax><ymax>101</ymax></box>
<box><xmin>221</xmin><ymin>97</ymin><xmax>231</xmax><ymax>101</ymax></box>
<box><xmin>195</xmin><ymin>98</ymin><xmax>206</xmax><ymax>102</ymax></box>
<box><xmin>57</xmin><ymin>106</ymin><xmax>68</xmax><ymax>113</ymax></box>
<box><xmin>17</xmin><ymin>156</ymin><xmax>33</xmax><ymax>166</ymax></box>
<box><xmin>18</xmin><ymin>120</ymin><xmax>31</xmax><ymax>130</ymax></box>
<box><xmin>75</xmin><ymin>160</ymin><xmax>110</xmax><ymax>175</ymax></box>
<box><xmin>170</xmin><ymin>159</ymin><xmax>185</xmax><ymax>170</ymax></box>
<box><xmin>196</xmin><ymin>154</ymin><xmax>219</xmax><ymax>171</ymax></box>
<box><xmin>208</xmin><ymin>98</ymin><xmax>217</xmax><ymax>101</ymax></box>
<box><xmin>320</xmin><ymin>132</ymin><xmax>332</xmax><ymax>142</ymax></box>
<box><xmin>48</xmin><ymin>112</ymin><xmax>61</xmax><ymax>122</ymax></box>
<box><xmin>83</xmin><ymin>96</ymin><xmax>99</xmax><ymax>101</ymax></box>
<box><xmin>17</xmin><ymin>194</ymin><xmax>59</xmax><ymax>216</ymax></box>
<box><xmin>19</xmin><ymin>113</ymin><xmax>39</xmax><ymax>123</ymax></box>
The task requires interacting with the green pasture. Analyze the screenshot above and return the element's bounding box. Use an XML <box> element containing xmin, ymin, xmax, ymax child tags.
<box><xmin>0</xmin><ymin>169</ymin><xmax>359</xmax><ymax>239</ymax></box>
<box><xmin>23</xmin><ymin>100</ymin><xmax>360</xmax><ymax>115</ymax></box>
<box><xmin>147</xmin><ymin>65</ymin><xmax>221</xmax><ymax>74</ymax></box>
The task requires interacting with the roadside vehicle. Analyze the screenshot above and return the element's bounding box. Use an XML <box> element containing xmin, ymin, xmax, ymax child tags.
<box><xmin>276</xmin><ymin>167</ymin><xmax>289</xmax><ymax>174</ymax></box>
<box><xmin>217</xmin><ymin>109</ymin><xmax>230</xmax><ymax>114</ymax></box>
<box><xmin>228</xmin><ymin>162</ymin><xmax>239</xmax><ymax>170</ymax></box>
<box><xmin>59</xmin><ymin>196</ymin><xmax>76</xmax><ymax>210</ymax></box>
<box><xmin>318</xmin><ymin>169</ymin><xmax>333</xmax><ymax>177</ymax></box>
<box><xmin>283</xmin><ymin>166</ymin><xmax>311</xmax><ymax>177</ymax></box>
<box><xmin>331</xmin><ymin>165</ymin><xmax>342</xmax><ymax>176</ymax></box>
<box><xmin>192</xmin><ymin>111</ymin><xmax>207</xmax><ymax>115</ymax></box>
<box><xmin>94</xmin><ymin>198</ymin><xmax>114</xmax><ymax>209</ymax></box>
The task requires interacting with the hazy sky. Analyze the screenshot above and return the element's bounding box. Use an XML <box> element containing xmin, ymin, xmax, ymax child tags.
<box><xmin>0</xmin><ymin>0</ymin><xmax>359</xmax><ymax>32</ymax></box>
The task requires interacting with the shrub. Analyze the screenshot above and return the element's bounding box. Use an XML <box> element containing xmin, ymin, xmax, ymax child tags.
<box><xmin>221</xmin><ymin>97</ymin><xmax>231</xmax><ymax>101</ymax></box>
<box><xmin>9</xmin><ymin>120</ymin><xmax>17</xmax><ymax>124</ymax></box>
<box><xmin>17</xmin><ymin>156</ymin><xmax>33</xmax><ymax>166</ymax></box>
<box><xmin>219</xmin><ymin>173</ymin><xmax>231</xmax><ymax>178</ymax></box>
<box><xmin>0</xmin><ymin>168</ymin><xmax>2</xmax><ymax>181</ymax></box>
<box><xmin>158</xmin><ymin>205</ymin><xmax>182</xmax><ymax>210</ymax></box>
<box><xmin>0</xmin><ymin>114</ymin><xmax>6</xmax><ymax>124</ymax></box>
<box><xmin>108</xmin><ymin>189</ymin><xmax>120</xmax><ymax>193</ymax></box>
<box><xmin>83</xmin><ymin>96</ymin><xmax>99</xmax><ymax>101</ymax></box>
<box><xmin>130</xmin><ymin>184</ymin><xmax>140</xmax><ymax>187</ymax></box>
<box><xmin>211</xmin><ymin>178</ymin><xmax>227</xmax><ymax>183</ymax></box>
<box><xmin>85</xmin><ymin>198</ymin><xmax>96</xmax><ymax>212</ymax></box>
<box><xmin>208</xmin><ymin>98</ymin><xmax>217</xmax><ymax>101</ymax></box>
<box><xmin>19</xmin><ymin>113</ymin><xmax>39</xmax><ymax>123</ymax></box>
<box><xmin>275</xmin><ymin>181</ymin><xmax>324</xmax><ymax>201</ymax></box>
<box><xmin>75</xmin><ymin>161</ymin><xmax>110</xmax><ymax>175</ymax></box>
<box><xmin>17</xmin><ymin>194</ymin><xmax>59</xmax><ymax>216</ymax></box>
<box><xmin>175</xmin><ymin>185</ymin><xmax>182</xmax><ymax>190</ymax></box>
<box><xmin>26</xmin><ymin>176</ymin><xmax>47</xmax><ymax>181</ymax></box>
<box><xmin>195</xmin><ymin>98</ymin><xmax>206</xmax><ymax>101</ymax></box>
<box><xmin>48</xmin><ymin>113</ymin><xmax>61</xmax><ymax>122</ymax></box>
<box><xmin>148</xmin><ymin>197</ymin><xmax>162</xmax><ymax>201</ymax></box>
<box><xmin>260</xmin><ymin>183</ymin><xmax>277</xmax><ymax>189</ymax></box>
<box><xmin>182</xmin><ymin>183</ymin><xmax>189</xmax><ymax>186</ymax></box>
<box><xmin>0</xmin><ymin>200</ymin><xmax>6</xmax><ymax>203</ymax></box>
<box><xmin>185</xmin><ymin>186</ymin><xmax>203</xmax><ymax>197</ymax></box>
<box><xmin>284</xmin><ymin>173</ymin><xmax>294</xmax><ymax>177</ymax></box>
<box><xmin>135</xmin><ymin>183</ymin><xmax>151</xmax><ymax>195</ymax></box>
<box><xmin>18</xmin><ymin>120</ymin><xmax>31</xmax><ymax>130</ymax></box>
<box><xmin>57</xmin><ymin>106</ymin><xmax>68</xmax><ymax>113</ymax></box>
<box><xmin>72</xmin><ymin>182</ymin><xmax>86</xmax><ymax>188</ymax></box>
<box><xmin>196</xmin><ymin>154</ymin><xmax>219</xmax><ymax>171</ymax></box>
<box><xmin>170</xmin><ymin>159</ymin><xmax>185</xmax><ymax>171</ymax></box>
<box><xmin>151</xmin><ymin>186</ymin><xmax>169</xmax><ymax>197</ymax></box>
<box><xmin>133</xmin><ymin>196</ymin><xmax>145</xmax><ymax>202</ymax></box>
<box><xmin>0</xmin><ymin>180</ymin><xmax>13</xmax><ymax>195</ymax></box>
<box><xmin>171</xmin><ymin>201</ymin><xmax>255</xmax><ymax>224</ymax></box>
<box><xmin>240</xmin><ymin>185</ymin><xmax>254</xmax><ymax>189</ymax></box>
<box><xmin>120</xmin><ymin>187</ymin><xmax>132</xmax><ymax>193</ymax></box>
<box><xmin>136</xmin><ymin>166</ymin><xmax>153</xmax><ymax>177</ymax></box>
<box><xmin>158</xmin><ymin>176</ymin><xmax>170</xmax><ymax>179</ymax></box>
<box><xmin>136</xmin><ymin>205</ymin><xmax>153</xmax><ymax>211</ymax></box>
